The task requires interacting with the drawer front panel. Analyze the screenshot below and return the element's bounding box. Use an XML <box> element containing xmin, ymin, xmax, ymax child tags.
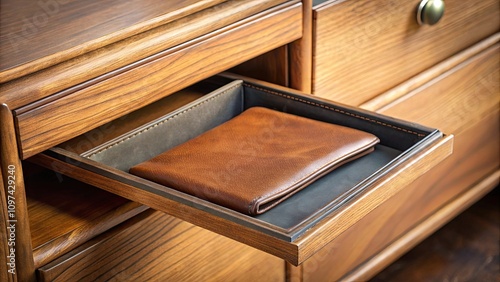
<box><xmin>15</xmin><ymin>2</ymin><xmax>303</xmax><ymax>159</ymax></box>
<box><xmin>380</xmin><ymin>44</ymin><xmax>500</xmax><ymax>133</ymax></box>
<box><xmin>1</xmin><ymin>0</ymin><xmax>289</xmax><ymax>110</ymax></box>
<box><xmin>313</xmin><ymin>0</ymin><xmax>499</xmax><ymax>106</ymax></box>
<box><xmin>38</xmin><ymin>210</ymin><xmax>285</xmax><ymax>281</ymax></box>
<box><xmin>302</xmin><ymin>40</ymin><xmax>500</xmax><ymax>281</ymax></box>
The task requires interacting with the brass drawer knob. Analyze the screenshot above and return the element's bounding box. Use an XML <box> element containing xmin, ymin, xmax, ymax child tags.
<box><xmin>417</xmin><ymin>0</ymin><xmax>445</xmax><ymax>25</ymax></box>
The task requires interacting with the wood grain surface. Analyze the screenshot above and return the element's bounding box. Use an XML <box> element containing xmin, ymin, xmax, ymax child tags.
<box><xmin>15</xmin><ymin>1</ymin><xmax>303</xmax><ymax>159</ymax></box>
<box><xmin>58</xmin><ymin>82</ymin><xmax>212</xmax><ymax>155</ymax></box>
<box><xmin>312</xmin><ymin>0</ymin><xmax>499</xmax><ymax>106</ymax></box>
<box><xmin>38</xmin><ymin>210</ymin><xmax>285</xmax><ymax>282</ymax></box>
<box><xmin>289</xmin><ymin>0</ymin><xmax>313</xmax><ymax>93</ymax></box>
<box><xmin>302</xmin><ymin>38</ymin><xmax>500</xmax><ymax>281</ymax></box>
<box><xmin>304</xmin><ymin>112</ymin><xmax>499</xmax><ymax>282</ymax></box>
<box><xmin>350</xmin><ymin>172</ymin><xmax>499</xmax><ymax>282</ymax></box>
<box><xmin>0</xmin><ymin>105</ymin><xmax>35</xmax><ymax>281</ymax></box>
<box><xmin>296</xmin><ymin>135</ymin><xmax>453</xmax><ymax>264</ymax></box>
<box><xmin>370</xmin><ymin>182</ymin><xmax>499</xmax><ymax>282</ymax></box>
<box><xmin>24</xmin><ymin>164</ymin><xmax>147</xmax><ymax>268</ymax></box>
<box><xmin>378</xmin><ymin>45</ymin><xmax>500</xmax><ymax>133</ymax></box>
<box><xmin>0</xmin><ymin>0</ymin><xmax>227</xmax><ymax>82</ymax></box>
<box><xmin>28</xmin><ymin>77</ymin><xmax>452</xmax><ymax>266</ymax></box>
<box><xmin>361</xmin><ymin>34</ymin><xmax>500</xmax><ymax>112</ymax></box>
<box><xmin>230</xmin><ymin>46</ymin><xmax>290</xmax><ymax>87</ymax></box>
<box><xmin>0</xmin><ymin>165</ymin><xmax>14</xmax><ymax>281</ymax></box>
<box><xmin>0</xmin><ymin>0</ymin><xmax>287</xmax><ymax>110</ymax></box>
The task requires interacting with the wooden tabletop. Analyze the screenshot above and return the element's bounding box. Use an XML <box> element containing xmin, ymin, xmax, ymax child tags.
<box><xmin>0</xmin><ymin>0</ymin><xmax>227</xmax><ymax>82</ymax></box>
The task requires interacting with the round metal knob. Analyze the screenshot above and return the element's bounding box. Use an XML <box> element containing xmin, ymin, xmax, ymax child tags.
<box><xmin>417</xmin><ymin>0</ymin><xmax>445</xmax><ymax>26</ymax></box>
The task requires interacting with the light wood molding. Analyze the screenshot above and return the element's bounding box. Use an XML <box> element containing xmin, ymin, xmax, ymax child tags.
<box><xmin>378</xmin><ymin>43</ymin><xmax>500</xmax><ymax>134</ymax></box>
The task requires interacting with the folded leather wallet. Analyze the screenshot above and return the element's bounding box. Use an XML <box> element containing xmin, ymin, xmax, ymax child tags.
<box><xmin>130</xmin><ymin>107</ymin><xmax>380</xmax><ymax>215</ymax></box>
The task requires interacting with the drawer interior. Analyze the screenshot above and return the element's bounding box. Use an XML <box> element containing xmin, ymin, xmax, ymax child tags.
<box><xmin>31</xmin><ymin>76</ymin><xmax>451</xmax><ymax>264</ymax></box>
<box><xmin>23</xmin><ymin>162</ymin><xmax>147</xmax><ymax>268</ymax></box>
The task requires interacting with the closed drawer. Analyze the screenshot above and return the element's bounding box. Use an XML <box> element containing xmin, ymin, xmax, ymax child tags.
<box><xmin>30</xmin><ymin>76</ymin><xmax>452</xmax><ymax>265</ymax></box>
<box><xmin>379</xmin><ymin>42</ymin><xmax>500</xmax><ymax>134</ymax></box>
<box><xmin>13</xmin><ymin>0</ymin><xmax>303</xmax><ymax>159</ymax></box>
<box><xmin>38</xmin><ymin>210</ymin><xmax>285</xmax><ymax>281</ymax></box>
<box><xmin>312</xmin><ymin>0</ymin><xmax>500</xmax><ymax>105</ymax></box>
<box><xmin>302</xmin><ymin>38</ymin><xmax>499</xmax><ymax>281</ymax></box>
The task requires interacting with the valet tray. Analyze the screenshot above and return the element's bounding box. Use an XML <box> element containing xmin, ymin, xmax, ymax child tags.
<box><xmin>34</xmin><ymin>75</ymin><xmax>452</xmax><ymax>265</ymax></box>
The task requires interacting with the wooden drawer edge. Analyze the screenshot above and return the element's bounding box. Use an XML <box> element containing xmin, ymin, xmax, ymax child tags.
<box><xmin>36</xmin><ymin>210</ymin><xmax>158</xmax><ymax>281</ymax></box>
<box><xmin>32</xmin><ymin>202</ymin><xmax>148</xmax><ymax>268</ymax></box>
<box><xmin>15</xmin><ymin>2</ymin><xmax>303</xmax><ymax>159</ymax></box>
<box><xmin>0</xmin><ymin>0</ymin><xmax>291</xmax><ymax>108</ymax></box>
<box><xmin>0</xmin><ymin>0</ymin><xmax>229</xmax><ymax>83</ymax></box>
<box><xmin>341</xmin><ymin>170</ymin><xmax>500</xmax><ymax>281</ymax></box>
<box><xmin>361</xmin><ymin>33</ymin><xmax>500</xmax><ymax>112</ymax></box>
<box><xmin>30</xmin><ymin>134</ymin><xmax>453</xmax><ymax>266</ymax></box>
<box><xmin>295</xmin><ymin>134</ymin><xmax>454</xmax><ymax>263</ymax></box>
<box><xmin>301</xmin><ymin>108</ymin><xmax>499</xmax><ymax>280</ymax></box>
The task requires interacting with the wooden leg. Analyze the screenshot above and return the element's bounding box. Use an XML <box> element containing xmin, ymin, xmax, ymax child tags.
<box><xmin>0</xmin><ymin>104</ymin><xmax>36</xmax><ymax>282</ymax></box>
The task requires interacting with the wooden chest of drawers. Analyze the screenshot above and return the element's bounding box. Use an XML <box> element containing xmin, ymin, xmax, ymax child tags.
<box><xmin>0</xmin><ymin>0</ymin><xmax>498</xmax><ymax>281</ymax></box>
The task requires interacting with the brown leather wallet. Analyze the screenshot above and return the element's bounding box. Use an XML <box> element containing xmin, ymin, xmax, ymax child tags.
<box><xmin>130</xmin><ymin>107</ymin><xmax>379</xmax><ymax>215</ymax></box>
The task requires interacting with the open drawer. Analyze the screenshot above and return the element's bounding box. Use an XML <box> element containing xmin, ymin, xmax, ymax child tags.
<box><xmin>30</xmin><ymin>76</ymin><xmax>453</xmax><ymax>265</ymax></box>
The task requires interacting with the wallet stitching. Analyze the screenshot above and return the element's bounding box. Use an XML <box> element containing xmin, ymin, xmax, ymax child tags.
<box><xmin>244</xmin><ymin>84</ymin><xmax>426</xmax><ymax>137</ymax></box>
<box><xmin>87</xmin><ymin>84</ymin><xmax>241</xmax><ymax>157</ymax></box>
